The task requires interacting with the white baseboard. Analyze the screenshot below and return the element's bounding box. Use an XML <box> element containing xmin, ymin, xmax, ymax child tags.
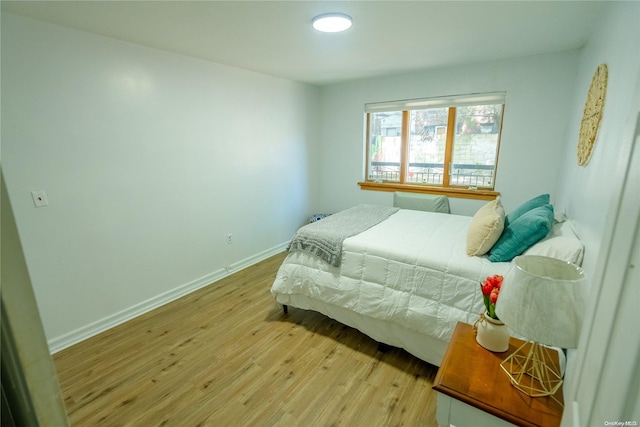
<box><xmin>48</xmin><ymin>242</ymin><xmax>288</xmax><ymax>354</ymax></box>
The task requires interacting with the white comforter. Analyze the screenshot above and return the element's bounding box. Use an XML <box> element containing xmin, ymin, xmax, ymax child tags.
<box><xmin>271</xmin><ymin>209</ymin><xmax>512</xmax><ymax>342</ymax></box>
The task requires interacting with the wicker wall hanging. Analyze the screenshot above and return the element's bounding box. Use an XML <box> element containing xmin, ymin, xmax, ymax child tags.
<box><xmin>577</xmin><ymin>63</ymin><xmax>608</xmax><ymax>166</ymax></box>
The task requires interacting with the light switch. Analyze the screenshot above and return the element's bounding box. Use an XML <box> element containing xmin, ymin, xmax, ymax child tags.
<box><xmin>31</xmin><ymin>190</ymin><xmax>49</xmax><ymax>207</ymax></box>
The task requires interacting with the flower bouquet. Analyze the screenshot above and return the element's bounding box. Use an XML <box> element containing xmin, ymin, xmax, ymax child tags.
<box><xmin>475</xmin><ymin>274</ymin><xmax>509</xmax><ymax>352</ymax></box>
<box><xmin>481</xmin><ymin>274</ymin><xmax>503</xmax><ymax>320</ymax></box>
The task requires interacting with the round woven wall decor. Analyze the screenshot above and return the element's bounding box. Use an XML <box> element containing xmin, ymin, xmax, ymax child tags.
<box><xmin>577</xmin><ymin>63</ymin><xmax>608</xmax><ymax>166</ymax></box>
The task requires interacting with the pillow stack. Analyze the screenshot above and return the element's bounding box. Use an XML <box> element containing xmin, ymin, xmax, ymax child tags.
<box><xmin>466</xmin><ymin>194</ymin><xmax>555</xmax><ymax>262</ymax></box>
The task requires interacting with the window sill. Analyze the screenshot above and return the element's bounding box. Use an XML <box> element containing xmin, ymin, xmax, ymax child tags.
<box><xmin>357</xmin><ymin>182</ymin><xmax>500</xmax><ymax>201</ymax></box>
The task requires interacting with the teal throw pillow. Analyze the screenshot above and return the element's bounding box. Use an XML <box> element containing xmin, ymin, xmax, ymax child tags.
<box><xmin>505</xmin><ymin>193</ymin><xmax>550</xmax><ymax>227</ymax></box>
<box><xmin>489</xmin><ymin>204</ymin><xmax>554</xmax><ymax>262</ymax></box>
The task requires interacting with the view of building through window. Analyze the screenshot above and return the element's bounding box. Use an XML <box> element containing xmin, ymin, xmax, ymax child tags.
<box><xmin>367</xmin><ymin>101</ymin><xmax>503</xmax><ymax>189</ymax></box>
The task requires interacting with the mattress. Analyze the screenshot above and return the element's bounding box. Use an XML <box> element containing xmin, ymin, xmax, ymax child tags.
<box><xmin>271</xmin><ymin>209</ymin><xmax>512</xmax><ymax>365</ymax></box>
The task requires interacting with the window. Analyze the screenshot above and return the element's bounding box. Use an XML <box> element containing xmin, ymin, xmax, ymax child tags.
<box><xmin>359</xmin><ymin>92</ymin><xmax>505</xmax><ymax>200</ymax></box>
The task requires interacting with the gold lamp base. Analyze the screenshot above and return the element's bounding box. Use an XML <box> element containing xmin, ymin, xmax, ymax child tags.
<box><xmin>500</xmin><ymin>341</ymin><xmax>563</xmax><ymax>405</ymax></box>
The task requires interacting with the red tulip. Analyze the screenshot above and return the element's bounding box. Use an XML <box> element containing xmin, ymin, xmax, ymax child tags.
<box><xmin>490</xmin><ymin>288</ymin><xmax>499</xmax><ymax>303</ymax></box>
<box><xmin>482</xmin><ymin>282</ymin><xmax>493</xmax><ymax>295</ymax></box>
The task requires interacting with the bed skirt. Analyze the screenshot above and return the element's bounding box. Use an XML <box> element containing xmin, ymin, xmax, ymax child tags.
<box><xmin>273</xmin><ymin>294</ymin><xmax>450</xmax><ymax>367</ymax></box>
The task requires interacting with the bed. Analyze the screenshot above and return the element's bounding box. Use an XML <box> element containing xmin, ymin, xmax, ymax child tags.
<box><xmin>270</xmin><ymin>199</ymin><xmax>584</xmax><ymax>367</ymax></box>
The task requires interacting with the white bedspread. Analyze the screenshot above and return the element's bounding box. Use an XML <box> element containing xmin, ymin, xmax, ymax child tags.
<box><xmin>271</xmin><ymin>209</ymin><xmax>512</xmax><ymax>344</ymax></box>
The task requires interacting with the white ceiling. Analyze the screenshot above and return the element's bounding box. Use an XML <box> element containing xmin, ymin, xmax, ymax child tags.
<box><xmin>2</xmin><ymin>1</ymin><xmax>604</xmax><ymax>86</ymax></box>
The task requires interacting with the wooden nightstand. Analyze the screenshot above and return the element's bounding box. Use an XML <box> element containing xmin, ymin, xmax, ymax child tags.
<box><xmin>432</xmin><ymin>322</ymin><xmax>563</xmax><ymax>427</ymax></box>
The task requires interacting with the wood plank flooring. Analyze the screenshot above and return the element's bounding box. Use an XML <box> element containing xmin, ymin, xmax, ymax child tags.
<box><xmin>53</xmin><ymin>252</ymin><xmax>440</xmax><ymax>426</ymax></box>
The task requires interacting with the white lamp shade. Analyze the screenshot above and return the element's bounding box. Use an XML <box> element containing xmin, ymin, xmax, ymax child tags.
<box><xmin>495</xmin><ymin>255</ymin><xmax>586</xmax><ymax>348</ymax></box>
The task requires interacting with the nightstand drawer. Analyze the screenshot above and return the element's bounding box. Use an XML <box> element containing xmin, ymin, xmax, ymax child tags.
<box><xmin>437</xmin><ymin>393</ymin><xmax>515</xmax><ymax>427</ymax></box>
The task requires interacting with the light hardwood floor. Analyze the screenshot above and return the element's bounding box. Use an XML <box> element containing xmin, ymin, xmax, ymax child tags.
<box><xmin>53</xmin><ymin>252</ymin><xmax>440</xmax><ymax>426</ymax></box>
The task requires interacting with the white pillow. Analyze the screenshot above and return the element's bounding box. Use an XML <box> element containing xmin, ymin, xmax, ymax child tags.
<box><xmin>466</xmin><ymin>197</ymin><xmax>505</xmax><ymax>256</ymax></box>
<box><xmin>523</xmin><ymin>220</ymin><xmax>584</xmax><ymax>265</ymax></box>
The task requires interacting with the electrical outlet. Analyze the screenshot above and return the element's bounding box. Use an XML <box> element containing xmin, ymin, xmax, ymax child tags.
<box><xmin>31</xmin><ymin>190</ymin><xmax>49</xmax><ymax>207</ymax></box>
<box><xmin>227</xmin><ymin>234</ymin><xmax>233</xmax><ymax>244</ymax></box>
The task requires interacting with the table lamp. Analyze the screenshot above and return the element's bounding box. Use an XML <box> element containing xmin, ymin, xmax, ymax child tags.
<box><xmin>495</xmin><ymin>255</ymin><xmax>586</xmax><ymax>400</ymax></box>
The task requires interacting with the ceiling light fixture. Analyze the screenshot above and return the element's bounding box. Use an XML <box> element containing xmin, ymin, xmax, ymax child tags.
<box><xmin>312</xmin><ymin>13</ymin><xmax>353</xmax><ymax>33</ymax></box>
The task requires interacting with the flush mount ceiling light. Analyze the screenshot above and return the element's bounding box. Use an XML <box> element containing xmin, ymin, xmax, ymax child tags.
<box><xmin>312</xmin><ymin>13</ymin><xmax>353</xmax><ymax>33</ymax></box>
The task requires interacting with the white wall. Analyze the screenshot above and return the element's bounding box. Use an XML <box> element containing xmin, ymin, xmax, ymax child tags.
<box><xmin>316</xmin><ymin>51</ymin><xmax>580</xmax><ymax>216</ymax></box>
<box><xmin>555</xmin><ymin>1</ymin><xmax>640</xmax><ymax>279</ymax></box>
<box><xmin>1</xmin><ymin>14</ymin><xmax>320</xmax><ymax>350</ymax></box>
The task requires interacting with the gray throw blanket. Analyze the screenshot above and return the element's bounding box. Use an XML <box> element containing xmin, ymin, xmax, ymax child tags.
<box><xmin>287</xmin><ymin>205</ymin><xmax>399</xmax><ymax>267</ymax></box>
